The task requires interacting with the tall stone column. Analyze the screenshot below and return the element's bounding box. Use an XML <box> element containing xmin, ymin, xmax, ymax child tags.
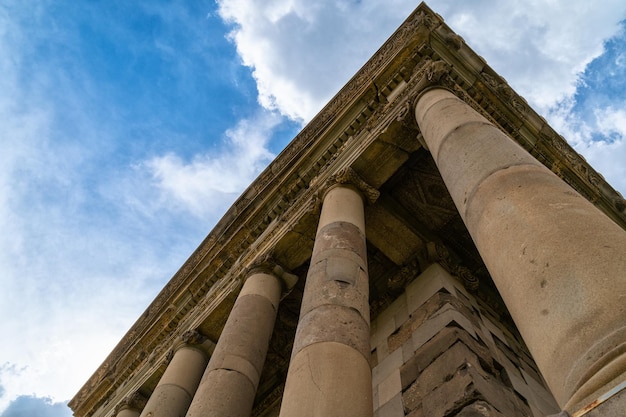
<box><xmin>115</xmin><ymin>393</ymin><xmax>147</xmax><ymax>417</ymax></box>
<box><xmin>279</xmin><ymin>169</ymin><xmax>378</xmax><ymax>417</ymax></box>
<box><xmin>139</xmin><ymin>330</ymin><xmax>212</xmax><ymax>417</ymax></box>
<box><xmin>185</xmin><ymin>262</ymin><xmax>296</xmax><ymax>417</ymax></box>
<box><xmin>414</xmin><ymin>87</ymin><xmax>626</xmax><ymax>412</ymax></box>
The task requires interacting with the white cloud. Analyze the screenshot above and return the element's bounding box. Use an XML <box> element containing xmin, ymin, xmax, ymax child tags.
<box><xmin>144</xmin><ymin>110</ymin><xmax>280</xmax><ymax>218</ymax></box>
<box><xmin>0</xmin><ymin>2</ymin><xmax>209</xmax><ymax>410</ymax></box>
<box><xmin>217</xmin><ymin>0</ymin><xmax>626</xmax><ymax>120</ymax></box>
<box><xmin>216</xmin><ymin>0</ymin><xmax>626</xmax><ymax>199</ymax></box>
<box><xmin>0</xmin><ymin>394</ymin><xmax>71</xmax><ymax>417</ymax></box>
<box><xmin>595</xmin><ymin>107</ymin><xmax>626</xmax><ymax>138</ymax></box>
<box><xmin>440</xmin><ymin>1</ymin><xmax>626</xmax><ymax>113</ymax></box>
<box><xmin>548</xmin><ymin>103</ymin><xmax>626</xmax><ymax>196</ymax></box>
<box><xmin>217</xmin><ymin>0</ymin><xmax>414</xmax><ymax>121</ymax></box>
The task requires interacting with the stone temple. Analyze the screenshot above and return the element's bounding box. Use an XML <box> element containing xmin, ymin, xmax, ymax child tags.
<box><xmin>69</xmin><ymin>3</ymin><xmax>626</xmax><ymax>417</ymax></box>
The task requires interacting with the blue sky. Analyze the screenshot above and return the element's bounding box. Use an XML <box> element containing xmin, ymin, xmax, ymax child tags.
<box><xmin>1</xmin><ymin>1</ymin><xmax>625</xmax><ymax>416</ymax></box>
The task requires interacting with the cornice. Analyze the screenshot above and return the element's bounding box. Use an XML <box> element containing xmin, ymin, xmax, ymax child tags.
<box><xmin>70</xmin><ymin>3</ymin><xmax>626</xmax><ymax>415</ymax></box>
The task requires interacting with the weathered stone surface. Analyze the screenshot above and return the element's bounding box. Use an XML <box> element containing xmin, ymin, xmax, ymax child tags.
<box><xmin>187</xmin><ymin>369</ymin><xmax>256</xmax><ymax>417</ymax></box>
<box><xmin>388</xmin><ymin>291</ymin><xmax>481</xmax><ymax>353</ymax></box>
<box><xmin>372</xmin><ymin>344</ymin><xmax>403</xmax><ymax>387</ymax></box>
<box><xmin>139</xmin><ymin>345</ymin><xmax>208</xmax><ymax>417</ymax></box>
<box><xmin>291</xmin><ymin>304</ymin><xmax>371</xmax><ymax>359</ymax></box>
<box><xmin>186</xmin><ymin>272</ymin><xmax>282</xmax><ymax>417</ymax></box>
<box><xmin>374</xmin><ymin>393</ymin><xmax>403</xmax><ymax>417</ymax></box>
<box><xmin>280</xmin><ymin>342</ymin><xmax>373</xmax><ymax>417</ymax></box>
<box><xmin>377</xmin><ymin>369</ymin><xmax>401</xmax><ymax>406</ymax></box>
<box><xmin>116</xmin><ymin>409</ymin><xmax>141</xmax><ymax>417</ymax></box>
<box><xmin>455</xmin><ymin>400</ymin><xmax>506</xmax><ymax>417</ymax></box>
<box><xmin>281</xmin><ymin>185</ymin><xmax>372</xmax><ymax>417</ymax></box>
<box><xmin>421</xmin><ymin>366</ymin><xmax>531</xmax><ymax>417</ymax></box>
<box><xmin>400</xmin><ymin>326</ymin><xmax>492</xmax><ymax>390</ymax></box>
<box><xmin>416</xmin><ymin>87</ymin><xmax>626</xmax><ymax>409</ymax></box>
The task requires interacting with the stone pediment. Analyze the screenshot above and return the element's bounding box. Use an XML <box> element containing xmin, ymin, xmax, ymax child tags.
<box><xmin>69</xmin><ymin>3</ymin><xmax>626</xmax><ymax>417</ymax></box>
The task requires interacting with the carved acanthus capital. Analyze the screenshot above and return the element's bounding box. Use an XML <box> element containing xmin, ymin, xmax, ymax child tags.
<box><xmin>247</xmin><ymin>254</ymin><xmax>299</xmax><ymax>296</ymax></box>
<box><xmin>181</xmin><ymin>329</ymin><xmax>207</xmax><ymax>346</ymax></box>
<box><xmin>171</xmin><ymin>329</ymin><xmax>212</xmax><ymax>355</ymax></box>
<box><xmin>114</xmin><ymin>392</ymin><xmax>147</xmax><ymax>415</ymax></box>
<box><xmin>426</xmin><ymin>242</ymin><xmax>479</xmax><ymax>292</ymax></box>
<box><xmin>323</xmin><ymin>167</ymin><xmax>380</xmax><ymax>205</ymax></box>
<box><xmin>388</xmin><ymin>258</ymin><xmax>422</xmax><ymax>296</ymax></box>
<box><xmin>411</xmin><ymin>59</ymin><xmax>453</xmax><ymax>98</ymax></box>
<box><xmin>455</xmin><ymin>265</ymin><xmax>479</xmax><ymax>292</ymax></box>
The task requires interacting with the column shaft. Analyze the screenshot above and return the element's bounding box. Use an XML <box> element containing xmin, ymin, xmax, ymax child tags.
<box><xmin>414</xmin><ymin>87</ymin><xmax>626</xmax><ymax>412</ymax></box>
<box><xmin>279</xmin><ymin>185</ymin><xmax>373</xmax><ymax>417</ymax></box>
<box><xmin>139</xmin><ymin>341</ymin><xmax>209</xmax><ymax>417</ymax></box>
<box><xmin>185</xmin><ymin>271</ymin><xmax>282</xmax><ymax>417</ymax></box>
<box><xmin>116</xmin><ymin>409</ymin><xmax>140</xmax><ymax>417</ymax></box>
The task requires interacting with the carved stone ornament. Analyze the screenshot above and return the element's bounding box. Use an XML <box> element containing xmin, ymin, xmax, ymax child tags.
<box><xmin>164</xmin><ymin>349</ymin><xmax>175</xmax><ymax>365</ymax></box>
<box><xmin>324</xmin><ymin>167</ymin><xmax>380</xmax><ymax>205</ymax></box>
<box><xmin>409</xmin><ymin>59</ymin><xmax>454</xmax><ymax>107</ymax></box>
<box><xmin>246</xmin><ymin>254</ymin><xmax>299</xmax><ymax>296</ymax></box>
<box><xmin>180</xmin><ymin>329</ymin><xmax>207</xmax><ymax>346</ymax></box>
<box><xmin>455</xmin><ymin>265</ymin><xmax>479</xmax><ymax>292</ymax></box>
<box><xmin>426</xmin><ymin>242</ymin><xmax>479</xmax><ymax>292</ymax></box>
<box><xmin>387</xmin><ymin>258</ymin><xmax>421</xmax><ymax>295</ymax></box>
<box><xmin>114</xmin><ymin>392</ymin><xmax>147</xmax><ymax>415</ymax></box>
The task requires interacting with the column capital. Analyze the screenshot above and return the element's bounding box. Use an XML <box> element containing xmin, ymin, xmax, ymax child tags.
<box><xmin>114</xmin><ymin>392</ymin><xmax>147</xmax><ymax>415</ymax></box>
<box><xmin>426</xmin><ymin>242</ymin><xmax>479</xmax><ymax>292</ymax></box>
<box><xmin>180</xmin><ymin>329</ymin><xmax>207</xmax><ymax>345</ymax></box>
<box><xmin>323</xmin><ymin>167</ymin><xmax>380</xmax><ymax>205</ymax></box>
<box><xmin>247</xmin><ymin>254</ymin><xmax>298</xmax><ymax>296</ymax></box>
<box><xmin>171</xmin><ymin>329</ymin><xmax>214</xmax><ymax>357</ymax></box>
<box><xmin>411</xmin><ymin>59</ymin><xmax>453</xmax><ymax>102</ymax></box>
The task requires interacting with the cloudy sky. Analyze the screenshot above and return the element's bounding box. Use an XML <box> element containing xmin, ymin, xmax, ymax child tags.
<box><xmin>1</xmin><ymin>1</ymin><xmax>625</xmax><ymax>416</ymax></box>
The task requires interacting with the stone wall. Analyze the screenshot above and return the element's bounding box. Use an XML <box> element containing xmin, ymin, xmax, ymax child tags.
<box><xmin>370</xmin><ymin>263</ymin><xmax>560</xmax><ymax>417</ymax></box>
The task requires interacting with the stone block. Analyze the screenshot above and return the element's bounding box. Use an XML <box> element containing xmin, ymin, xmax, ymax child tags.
<box><xmin>411</xmin><ymin>307</ymin><xmax>477</xmax><ymax>350</ymax></box>
<box><xmin>389</xmin><ymin>292</ymin><xmax>479</xmax><ymax>353</ymax></box>
<box><xmin>371</xmin><ymin>311</ymin><xmax>397</xmax><ymax>349</ymax></box>
<box><xmin>480</xmin><ymin>314</ymin><xmax>511</xmax><ymax>347</ymax></box>
<box><xmin>402</xmin><ymin>340</ymin><xmax>495</xmax><ymax>413</ymax></box>
<box><xmin>520</xmin><ymin>369</ymin><xmax>559</xmax><ymax>415</ymax></box>
<box><xmin>419</xmin><ymin>341</ymin><xmax>492</xmax><ymax>393</ymax></box>
<box><xmin>374</xmin><ymin>393</ymin><xmax>403</xmax><ymax>417</ymax></box>
<box><xmin>405</xmin><ymin>406</ymin><xmax>424</xmax><ymax>417</ymax></box>
<box><xmin>372</xmin><ymin>347</ymin><xmax>403</xmax><ymax>387</ymax></box>
<box><xmin>406</xmin><ymin>263</ymin><xmax>457</xmax><ymax>314</ymax></box>
<box><xmin>378</xmin><ymin>369</ymin><xmax>401</xmax><ymax>406</ymax></box>
<box><xmin>402</xmin><ymin>338</ymin><xmax>415</xmax><ymax>363</ymax></box>
<box><xmin>373</xmin><ymin>382</ymin><xmax>379</xmax><ymax>410</ymax></box>
<box><xmin>506</xmin><ymin>366</ymin><xmax>533</xmax><ymax>401</ymax></box>
<box><xmin>400</xmin><ymin>327</ymin><xmax>492</xmax><ymax>390</ymax></box>
<box><xmin>393</xmin><ymin>305</ymin><xmax>409</xmax><ymax>333</ymax></box>
<box><xmin>421</xmin><ymin>366</ymin><xmax>531</xmax><ymax>417</ymax></box>
<box><xmin>374</xmin><ymin>338</ymin><xmax>390</xmax><ymax>363</ymax></box>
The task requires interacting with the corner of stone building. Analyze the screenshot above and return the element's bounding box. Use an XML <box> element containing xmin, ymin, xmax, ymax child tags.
<box><xmin>370</xmin><ymin>263</ymin><xmax>560</xmax><ymax>417</ymax></box>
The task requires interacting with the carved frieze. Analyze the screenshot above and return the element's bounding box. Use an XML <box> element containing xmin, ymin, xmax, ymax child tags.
<box><xmin>113</xmin><ymin>392</ymin><xmax>147</xmax><ymax>415</ymax></box>
<box><xmin>426</xmin><ymin>242</ymin><xmax>479</xmax><ymax>292</ymax></box>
